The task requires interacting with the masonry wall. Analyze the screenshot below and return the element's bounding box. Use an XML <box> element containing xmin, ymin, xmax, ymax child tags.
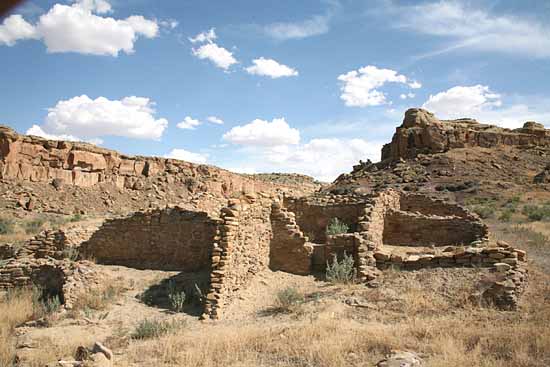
<box><xmin>284</xmin><ymin>199</ymin><xmax>367</xmax><ymax>243</ymax></box>
<box><xmin>81</xmin><ymin>208</ymin><xmax>218</xmax><ymax>271</ymax></box>
<box><xmin>204</xmin><ymin>196</ymin><xmax>273</xmax><ymax>319</ymax></box>
<box><xmin>399</xmin><ymin>194</ymin><xmax>472</xmax><ymax>218</ymax></box>
<box><xmin>383</xmin><ymin>210</ymin><xmax>487</xmax><ymax>246</ymax></box>
<box><xmin>270</xmin><ymin>202</ymin><xmax>313</xmax><ymax>274</ymax></box>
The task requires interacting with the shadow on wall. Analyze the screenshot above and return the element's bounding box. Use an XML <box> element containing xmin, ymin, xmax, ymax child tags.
<box><xmin>138</xmin><ymin>270</ymin><xmax>210</xmax><ymax>317</ymax></box>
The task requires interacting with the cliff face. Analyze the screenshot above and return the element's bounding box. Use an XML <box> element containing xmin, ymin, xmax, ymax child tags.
<box><xmin>0</xmin><ymin>125</ymin><xmax>318</xmax><ymax>197</ymax></box>
<box><xmin>381</xmin><ymin>108</ymin><xmax>550</xmax><ymax>162</ymax></box>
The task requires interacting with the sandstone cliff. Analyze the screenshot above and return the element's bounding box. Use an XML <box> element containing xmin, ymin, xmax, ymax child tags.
<box><xmin>0</xmin><ymin>125</ymin><xmax>318</xmax><ymax>193</ymax></box>
<box><xmin>381</xmin><ymin>108</ymin><xmax>550</xmax><ymax>162</ymax></box>
<box><xmin>0</xmin><ymin>125</ymin><xmax>319</xmax><ymax>215</ymax></box>
<box><xmin>329</xmin><ymin>108</ymin><xmax>550</xmax><ymax>200</ymax></box>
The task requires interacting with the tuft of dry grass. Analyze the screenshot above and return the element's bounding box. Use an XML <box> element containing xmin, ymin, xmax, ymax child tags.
<box><xmin>70</xmin><ymin>281</ymin><xmax>126</xmax><ymax>316</ymax></box>
<box><xmin>0</xmin><ymin>288</ymin><xmax>35</xmax><ymax>366</ymax></box>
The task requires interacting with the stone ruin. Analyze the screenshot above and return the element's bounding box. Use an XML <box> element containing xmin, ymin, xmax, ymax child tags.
<box><xmin>0</xmin><ymin>188</ymin><xmax>528</xmax><ymax>318</ymax></box>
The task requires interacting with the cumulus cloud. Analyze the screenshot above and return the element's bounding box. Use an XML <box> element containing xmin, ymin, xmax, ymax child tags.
<box><xmin>0</xmin><ymin>15</ymin><xmax>39</xmax><ymax>46</ymax></box>
<box><xmin>26</xmin><ymin>124</ymin><xmax>103</xmax><ymax>145</ymax></box>
<box><xmin>207</xmin><ymin>116</ymin><xmax>224</xmax><ymax>125</ymax></box>
<box><xmin>422</xmin><ymin>85</ymin><xmax>502</xmax><ymax>118</ymax></box>
<box><xmin>177</xmin><ymin>116</ymin><xmax>201</xmax><ymax>130</ymax></box>
<box><xmin>267</xmin><ymin>138</ymin><xmax>381</xmax><ymax>182</ymax></box>
<box><xmin>245</xmin><ymin>57</ymin><xmax>298</xmax><ymax>78</ymax></box>
<box><xmin>223</xmin><ymin>118</ymin><xmax>300</xmax><ymax>146</ymax></box>
<box><xmin>422</xmin><ymin>85</ymin><xmax>550</xmax><ymax>129</ymax></box>
<box><xmin>189</xmin><ymin>28</ymin><xmax>216</xmax><ymax>44</ymax></box>
<box><xmin>192</xmin><ymin>43</ymin><xmax>237</xmax><ymax>70</ymax></box>
<box><xmin>190</xmin><ymin>28</ymin><xmax>237</xmax><ymax>70</ymax></box>
<box><xmin>400</xmin><ymin>93</ymin><xmax>416</xmax><ymax>100</ymax></box>
<box><xmin>30</xmin><ymin>95</ymin><xmax>168</xmax><ymax>141</ymax></box>
<box><xmin>391</xmin><ymin>1</ymin><xmax>550</xmax><ymax>58</ymax></box>
<box><xmin>0</xmin><ymin>0</ymin><xmax>160</xmax><ymax>56</ymax></box>
<box><xmin>265</xmin><ymin>14</ymin><xmax>330</xmax><ymax>40</ymax></box>
<box><xmin>338</xmin><ymin>65</ymin><xmax>421</xmax><ymax>107</ymax></box>
<box><xmin>165</xmin><ymin>148</ymin><xmax>208</xmax><ymax>164</ymax></box>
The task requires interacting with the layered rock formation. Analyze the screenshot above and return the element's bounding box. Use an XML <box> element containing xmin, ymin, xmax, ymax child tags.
<box><xmin>381</xmin><ymin>108</ymin><xmax>550</xmax><ymax>162</ymax></box>
<box><xmin>0</xmin><ymin>125</ymin><xmax>318</xmax><ymax>196</ymax></box>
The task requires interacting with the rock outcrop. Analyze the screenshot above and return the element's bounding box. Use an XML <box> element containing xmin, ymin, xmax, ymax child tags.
<box><xmin>0</xmin><ymin>125</ymin><xmax>318</xmax><ymax>195</ymax></box>
<box><xmin>381</xmin><ymin>108</ymin><xmax>550</xmax><ymax>162</ymax></box>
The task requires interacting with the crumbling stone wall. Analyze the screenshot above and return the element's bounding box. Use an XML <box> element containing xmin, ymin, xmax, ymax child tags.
<box><xmin>269</xmin><ymin>202</ymin><xmax>313</xmax><ymax>274</ymax></box>
<box><xmin>383</xmin><ymin>210</ymin><xmax>487</xmax><ymax>246</ymax></box>
<box><xmin>0</xmin><ymin>258</ymin><xmax>102</xmax><ymax>309</ymax></box>
<box><xmin>284</xmin><ymin>197</ymin><xmax>368</xmax><ymax>243</ymax></box>
<box><xmin>81</xmin><ymin>208</ymin><xmax>218</xmax><ymax>271</ymax></box>
<box><xmin>204</xmin><ymin>195</ymin><xmax>274</xmax><ymax>319</ymax></box>
<box><xmin>399</xmin><ymin>194</ymin><xmax>472</xmax><ymax>218</ymax></box>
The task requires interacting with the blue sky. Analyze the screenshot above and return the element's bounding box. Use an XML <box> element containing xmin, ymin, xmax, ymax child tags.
<box><xmin>1</xmin><ymin>0</ymin><xmax>550</xmax><ymax>181</ymax></box>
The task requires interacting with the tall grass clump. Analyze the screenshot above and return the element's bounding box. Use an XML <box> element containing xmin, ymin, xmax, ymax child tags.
<box><xmin>275</xmin><ymin>287</ymin><xmax>304</xmax><ymax>312</ymax></box>
<box><xmin>326</xmin><ymin>252</ymin><xmax>356</xmax><ymax>284</ymax></box>
<box><xmin>326</xmin><ymin>218</ymin><xmax>349</xmax><ymax>235</ymax></box>
<box><xmin>522</xmin><ymin>204</ymin><xmax>550</xmax><ymax>221</ymax></box>
<box><xmin>132</xmin><ymin>319</ymin><xmax>185</xmax><ymax>340</ymax></box>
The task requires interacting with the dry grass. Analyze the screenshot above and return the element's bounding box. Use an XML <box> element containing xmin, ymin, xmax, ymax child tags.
<box><xmin>0</xmin><ymin>288</ymin><xmax>35</xmax><ymax>366</ymax></box>
<box><xmin>70</xmin><ymin>281</ymin><xmax>126</xmax><ymax>316</ymax></box>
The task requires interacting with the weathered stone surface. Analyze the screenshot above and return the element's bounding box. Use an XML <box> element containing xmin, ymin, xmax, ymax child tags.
<box><xmin>376</xmin><ymin>350</ymin><xmax>424</xmax><ymax>367</ymax></box>
<box><xmin>381</xmin><ymin>108</ymin><xmax>550</xmax><ymax>162</ymax></box>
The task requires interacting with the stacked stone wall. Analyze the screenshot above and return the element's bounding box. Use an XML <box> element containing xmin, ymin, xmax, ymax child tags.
<box><xmin>81</xmin><ymin>208</ymin><xmax>218</xmax><ymax>271</ymax></box>
<box><xmin>269</xmin><ymin>202</ymin><xmax>313</xmax><ymax>274</ymax></box>
<box><xmin>399</xmin><ymin>194</ymin><xmax>472</xmax><ymax>218</ymax></box>
<box><xmin>284</xmin><ymin>198</ymin><xmax>367</xmax><ymax>243</ymax></box>
<box><xmin>204</xmin><ymin>196</ymin><xmax>273</xmax><ymax>319</ymax></box>
<box><xmin>383</xmin><ymin>210</ymin><xmax>488</xmax><ymax>246</ymax></box>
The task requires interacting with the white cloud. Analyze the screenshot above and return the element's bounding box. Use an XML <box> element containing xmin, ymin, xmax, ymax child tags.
<box><xmin>422</xmin><ymin>85</ymin><xmax>550</xmax><ymax>129</ymax></box>
<box><xmin>189</xmin><ymin>28</ymin><xmax>216</xmax><ymax>43</ymax></box>
<box><xmin>189</xmin><ymin>28</ymin><xmax>237</xmax><ymax>70</ymax></box>
<box><xmin>400</xmin><ymin>93</ymin><xmax>415</xmax><ymax>99</ymax></box>
<box><xmin>245</xmin><ymin>57</ymin><xmax>298</xmax><ymax>78</ymax></box>
<box><xmin>337</xmin><ymin>65</ymin><xmax>421</xmax><ymax>107</ymax></box>
<box><xmin>266</xmin><ymin>138</ymin><xmax>382</xmax><ymax>182</ymax></box>
<box><xmin>422</xmin><ymin>85</ymin><xmax>502</xmax><ymax>118</ymax></box>
<box><xmin>223</xmin><ymin>118</ymin><xmax>300</xmax><ymax>146</ymax></box>
<box><xmin>177</xmin><ymin>116</ymin><xmax>201</xmax><ymax>130</ymax></box>
<box><xmin>207</xmin><ymin>116</ymin><xmax>224</xmax><ymax>125</ymax></box>
<box><xmin>26</xmin><ymin>124</ymin><xmax>103</xmax><ymax>145</ymax></box>
<box><xmin>265</xmin><ymin>14</ymin><xmax>330</xmax><ymax>40</ymax></box>
<box><xmin>221</xmin><ymin>138</ymin><xmax>382</xmax><ymax>182</ymax></box>
<box><xmin>0</xmin><ymin>15</ymin><xmax>39</xmax><ymax>46</ymax></box>
<box><xmin>192</xmin><ymin>42</ymin><xmax>237</xmax><ymax>70</ymax></box>
<box><xmin>392</xmin><ymin>1</ymin><xmax>550</xmax><ymax>58</ymax></box>
<box><xmin>0</xmin><ymin>0</ymin><xmax>160</xmax><ymax>56</ymax></box>
<box><xmin>165</xmin><ymin>149</ymin><xmax>208</xmax><ymax>164</ymax></box>
<box><xmin>30</xmin><ymin>95</ymin><xmax>167</xmax><ymax>141</ymax></box>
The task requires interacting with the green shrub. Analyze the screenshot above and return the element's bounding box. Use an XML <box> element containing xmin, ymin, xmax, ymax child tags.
<box><xmin>70</xmin><ymin>214</ymin><xmax>83</xmax><ymax>222</ymax></box>
<box><xmin>472</xmin><ymin>205</ymin><xmax>495</xmax><ymax>219</ymax></box>
<box><xmin>131</xmin><ymin>319</ymin><xmax>184</xmax><ymax>340</ymax></box>
<box><xmin>498</xmin><ymin>209</ymin><xmax>513</xmax><ymax>222</ymax></box>
<box><xmin>522</xmin><ymin>205</ymin><xmax>550</xmax><ymax>221</ymax></box>
<box><xmin>276</xmin><ymin>287</ymin><xmax>304</xmax><ymax>311</ymax></box>
<box><xmin>326</xmin><ymin>252</ymin><xmax>356</xmax><ymax>284</ymax></box>
<box><xmin>23</xmin><ymin>219</ymin><xmax>45</xmax><ymax>234</ymax></box>
<box><xmin>0</xmin><ymin>218</ymin><xmax>14</xmax><ymax>235</ymax></box>
<box><xmin>326</xmin><ymin>218</ymin><xmax>349</xmax><ymax>235</ymax></box>
<box><xmin>167</xmin><ymin>281</ymin><xmax>186</xmax><ymax>313</ymax></box>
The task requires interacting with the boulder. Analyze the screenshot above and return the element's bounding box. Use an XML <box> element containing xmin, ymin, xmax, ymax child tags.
<box><xmin>376</xmin><ymin>350</ymin><xmax>424</xmax><ymax>367</ymax></box>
